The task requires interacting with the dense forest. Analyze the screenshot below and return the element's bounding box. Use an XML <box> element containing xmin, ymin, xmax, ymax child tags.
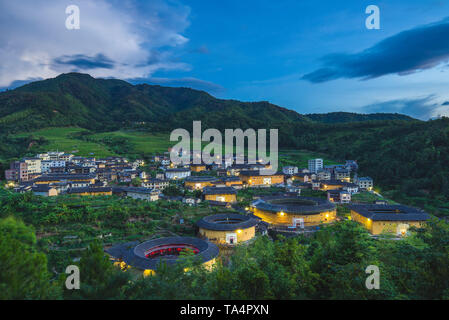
<box><xmin>1</xmin><ymin>205</ymin><xmax>448</xmax><ymax>300</ymax></box>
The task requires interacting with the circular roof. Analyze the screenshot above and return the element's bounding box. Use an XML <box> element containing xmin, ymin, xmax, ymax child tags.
<box><xmin>196</xmin><ymin>213</ymin><xmax>260</xmax><ymax>231</ymax></box>
<box><xmin>251</xmin><ymin>196</ymin><xmax>335</xmax><ymax>215</ymax></box>
<box><xmin>105</xmin><ymin>236</ymin><xmax>219</xmax><ymax>270</ymax></box>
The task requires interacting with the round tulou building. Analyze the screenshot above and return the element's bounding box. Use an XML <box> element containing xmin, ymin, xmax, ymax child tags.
<box><xmin>250</xmin><ymin>195</ymin><xmax>336</xmax><ymax>227</ymax></box>
<box><xmin>105</xmin><ymin>236</ymin><xmax>219</xmax><ymax>276</ymax></box>
<box><xmin>196</xmin><ymin>213</ymin><xmax>260</xmax><ymax>245</ymax></box>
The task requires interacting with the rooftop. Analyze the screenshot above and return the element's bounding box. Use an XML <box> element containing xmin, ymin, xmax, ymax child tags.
<box><xmin>251</xmin><ymin>195</ymin><xmax>335</xmax><ymax>215</ymax></box>
<box><xmin>348</xmin><ymin>204</ymin><xmax>430</xmax><ymax>221</ymax></box>
<box><xmin>105</xmin><ymin>237</ymin><xmax>219</xmax><ymax>270</ymax></box>
<box><xmin>196</xmin><ymin>213</ymin><xmax>260</xmax><ymax>231</ymax></box>
<box><xmin>203</xmin><ymin>186</ymin><xmax>237</xmax><ymax>195</ymax></box>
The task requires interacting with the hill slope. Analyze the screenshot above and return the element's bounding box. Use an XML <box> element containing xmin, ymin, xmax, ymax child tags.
<box><xmin>0</xmin><ymin>73</ymin><xmax>309</xmax><ymax>133</ymax></box>
<box><xmin>305</xmin><ymin>112</ymin><xmax>415</xmax><ymax>123</ymax></box>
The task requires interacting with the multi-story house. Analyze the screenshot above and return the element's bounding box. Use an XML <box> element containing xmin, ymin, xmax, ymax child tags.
<box><xmin>317</xmin><ymin>170</ymin><xmax>331</xmax><ymax>181</ymax></box>
<box><xmin>345</xmin><ymin>160</ymin><xmax>358</xmax><ymax>172</ymax></box>
<box><xmin>142</xmin><ymin>178</ymin><xmax>169</xmax><ymax>190</ymax></box>
<box><xmin>327</xmin><ymin>190</ymin><xmax>351</xmax><ymax>204</ymax></box>
<box><xmin>41</xmin><ymin>160</ymin><xmax>66</xmax><ymax>173</ymax></box>
<box><xmin>356</xmin><ymin>177</ymin><xmax>373</xmax><ymax>190</ymax></box>
<box><xmin>23</xmin><ymin>158</ymin><xmax>42</xmax><ymax>175</ymax></box>
<box><xmin>165</xmin><ymin>168</ymin><xmax>191</xmax><ymax>180</ymax></box>
<box><xmin>282</xmin><ymin>166</ymin><xmax>298</xmax><ymax>175</ymax></box>
<box><xmin>334</xmin><ymin>168</ymin><xmax>351</xmax><ymax>182</ymax></box>
<box><xmin>308</xmin><ymin>158</ymin><xmax>323</xmax><ymax>173</ymax></box>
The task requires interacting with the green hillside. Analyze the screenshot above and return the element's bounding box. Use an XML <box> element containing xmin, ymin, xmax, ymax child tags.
<box><xmin>305</xmin><ymin>112</ymin><xmax>415</xmax><ymax>123</ymax></box>
<box><xmin>0</xmin><ymin>73</ymin><xmax>309</xmax><ymax>134</ymax></box>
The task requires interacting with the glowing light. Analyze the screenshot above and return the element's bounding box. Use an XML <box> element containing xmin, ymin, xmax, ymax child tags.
<box><xmin>279</xmin><ymin>211</ymin><xmax>285</xmax><ymax>216</ymax></box>
<box><xmin>237</xmin><ymin>229</ymin><xmax>242</xmax><ymax>234</ymax></box>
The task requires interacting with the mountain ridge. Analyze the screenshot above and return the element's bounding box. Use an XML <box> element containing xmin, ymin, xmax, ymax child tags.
<box><xmin>0</xmin><ymin>73</ymin><xmax>417</xmax><ymax>134</ymax></box>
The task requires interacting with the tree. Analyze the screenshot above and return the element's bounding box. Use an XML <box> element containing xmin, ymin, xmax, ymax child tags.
<box><xmin>0</xmin><ymin>217</ymin><xmax>61</xmax><ymax>299</ymax></box>
<box><xmin>65</xmin><ymin>241</ymin><xmax>130</xmax><ymax>300</ymax></box>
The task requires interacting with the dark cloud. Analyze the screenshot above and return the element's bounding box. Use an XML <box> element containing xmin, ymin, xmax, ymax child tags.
<box><xmin>302</xmin><ymin>18</ymin><xmax>449</xmax><ymax>83</ymax></box>
<box><xmin>53</xmin><ymin>54</ymin><xmax>115</xmax><ymax>70</ymax></box>
<box><xmin>361</xmin><ymin>95</ymin><xmax>440</xmax><ymax>120</ymax></box>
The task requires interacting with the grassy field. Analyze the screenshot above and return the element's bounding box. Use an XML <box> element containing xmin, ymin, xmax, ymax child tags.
<box><xmin>12</xmin><ymin>127</ymin><xmax>340</xmax><ymax>168</ymax></box>
<box><xmin>15</xmin><ymin>127</ymin><xmax>117</xmax><ymax>157</ymax></box>
<box><xmin>13</xmin><ymin>127</ymin><xmax>173</xmax><ymax>157</ymax></box>
<box><xmin>90</xmin><ymin>130</ymin><xmax>173</xmax><ymax>155</ymax></box>
<box><xmin>352</xmin><ymin>191</ymin><xmax>397</xmax><ymax>204</ymax></box>
<box><xmin>279</xmin><ymin>149</ymin><xmax>340</xmax><ymax>168</ymax></box>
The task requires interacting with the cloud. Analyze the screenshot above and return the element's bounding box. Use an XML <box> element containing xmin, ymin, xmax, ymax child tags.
<box><xmin>53</xmin><ymin>53</ymin><xmax>115</xmax><ymax>70</ymax></box>
<box><xmin>0</xmin><ymin>0</ymin><xmax>191</xmax><ymax>87</ymax></box>
<box><xmin>360</xmin><ymin>95</ymin><xmax>448</xmax><ymax>120</ymax></box>
<box><xmin>129</xmin><ymin>77</ymin><xmax>224</xmax><ymax>94</ymax></box>
<box><xmin>302</xmin><ymin>18</ymin><xmax>449</xmax><ymax>83</ymax></box>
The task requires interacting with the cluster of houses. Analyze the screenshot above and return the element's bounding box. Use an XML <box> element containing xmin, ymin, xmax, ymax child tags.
<box><xmin>284</xmin><ymin>159</ymin><xmax>373</xmax><ymax>204</ymax></box>
<box><xmin>4</xmin><ymin>150</ymin><xmax>374</xmax><ymax>208</ymax></box>
<box><xmin>4</xmin><ymin>151</ymin><xmax>160</xmax><ymax>199</ymax></box>
<box><xmin>4</xmin><ymin>151</ymin><xmax>432</xmax><ymax>237</ymax></box>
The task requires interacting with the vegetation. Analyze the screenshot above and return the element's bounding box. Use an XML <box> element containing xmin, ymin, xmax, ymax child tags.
<box><xmin>1</xmin><ymin>203</ymin><xmax>448</xmax><ymax>300</ymax></box>
<box><xmin>2</xmin><ymin>73</ymin><xmax>449</xmax><ymax>217</ymax></box>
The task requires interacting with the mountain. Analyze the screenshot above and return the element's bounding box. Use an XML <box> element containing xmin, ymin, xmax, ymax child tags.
<box><xmin>0</xmin><ymin>73</ymin><xmax>309</xmax><ymax>134</ymax></box>
<box><xmin>0</xmin><ymin>73</ymin><xmax>419</xmax><ymax>135</ymax></box>
<box><xmin>305</xmin><ymin>112</ymin><xmax>415</xmax><ymax>123</ymax></box>
<box><xmin>1</xmin><ymin>73</ymin><xmax>449</xmax><ymax>216</ymax></box>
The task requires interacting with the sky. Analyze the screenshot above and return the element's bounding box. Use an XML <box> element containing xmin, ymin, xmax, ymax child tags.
<box><xmin>1</xmin><ymin>0</ymin><xmax>449</xmax><ymax>119</ymax></box>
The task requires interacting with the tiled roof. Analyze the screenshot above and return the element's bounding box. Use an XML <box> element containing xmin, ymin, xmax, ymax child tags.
<box><xmin>105</xmin><ymin>237</ymin><xmax>219</xmax><ymax>270</ymax></box>
<box><xmin>348</xmin><ymin>204</ymin><xmax>430</xmax><ymax>221</ymax></box>
<box><xmin>196</xmin><ymin>213</ymin><xmax>259</xmax><ymax>231</ymax></box>
<box><xmin>251</xmin><ymin>195</ymin><xmax>335</xmax><ymax>215</ymax></box>
<box><xmin>203</xmin><ymin>186</ymin><xmax>237</xmax><ymax>195</ymax></box>
<box><xmin>67</xmin><ymin>187</ymin><xmax>112</xmax><ymax>194</ymax></box>
<box><xmin>185</xmin><ymin>176</ymin><xmax>218</xmax><ymax>182</ymax></box>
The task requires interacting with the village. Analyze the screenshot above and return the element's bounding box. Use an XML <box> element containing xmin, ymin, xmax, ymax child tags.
<box><xmin>3</xmin><ymin>150</ymin><xmax>429</xmax><ymax>239</ymax></box>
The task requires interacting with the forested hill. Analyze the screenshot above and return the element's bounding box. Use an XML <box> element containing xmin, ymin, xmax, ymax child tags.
<box><xmin>0</xmin><ymin>73</ymin><xmax>308</xmax><ymax>134</ymax></box>
<box><xmin>0</xmin><ymin>72</ymin><xmax>418</xmax><ymax>134</ymax></box>
<box><xmin>305</xmin><ymin>112</ymin><xmax>415</xmax><ymax>123</ymax></box>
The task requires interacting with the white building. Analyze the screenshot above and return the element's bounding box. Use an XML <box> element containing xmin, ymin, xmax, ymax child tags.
<box><xmin>47</xmin><ymin>151</ymin><xmax>65</xmax><ymax>161</ymax></box>
<box><xmin>125</xmin><ymin>187</ymin><xmax>159</xmax><ymax>201</ymax></box>
<box><xmin>343</xmin><ymin>183</ymin><xmax>359</xmax><ymax>195</ymax></box>
<box><xmin>317</xmin><ymin>170</ymin><xmax>331</xmax><ymax>181</ymax></box>
<box><xmin>41</xmin><ymin>160</ymin><xmax>66</xmax><ymax>173</ymax></box>
<box><xmin>165</xmin><ymin>168</ymin><xmax>191</xmax><ymax>180</ymax></box>
<box><xmin>142</xmin><ymin>178</ymin><xmax>169</xmax><ymax>190</ymax></box>
<box><xmin>59</xmin><ymin>154</ymin><xmax>74</xmax><ymax>162</ymax></box>
<box><xmin>356</xmin><ymin>177</ymin><xmax>373</xmax><ymax>190</ymax></box>
<box><xmin>308</xmin><ymin>158</ymin><xmax>323</xmax><ymax>173</ymax></box>
<box><xmin>282</xmin><ymin>166</ymin><xmax>298</xmax><ymax>175</ymax></box>
<box><xmin>23</xmin><ymin>158</ymin><xmax>42</xmax><ymax>175</ymax></box>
